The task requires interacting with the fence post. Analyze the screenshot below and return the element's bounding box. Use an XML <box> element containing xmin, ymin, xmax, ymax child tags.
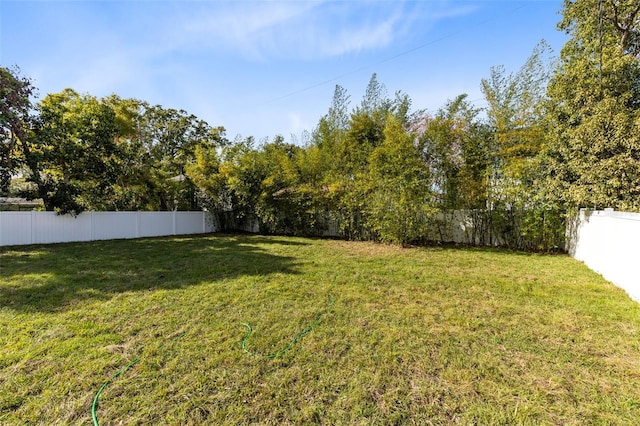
<box><xmin>172</xmin><ymin>210</ymin><xmax>177</xmax><ymax>235</ymax></box>
<box><xmin>90</xmin><ymin>212</ymin><xmax>95</xmax><ymax>242</ymax></box>
<box><xmin>30</xmin><ymin>210</ymin><xmax>35</xmax><ymax>245</ymax></box>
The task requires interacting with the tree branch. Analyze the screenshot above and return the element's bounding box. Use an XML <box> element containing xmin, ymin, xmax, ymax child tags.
<box><xmin>610</xmin><ymin>0</ymin><xmax>640</xmax><ymax>55</ymax></box>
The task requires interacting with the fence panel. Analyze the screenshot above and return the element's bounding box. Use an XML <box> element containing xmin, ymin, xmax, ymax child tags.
<box><xmin>93</xmin><ymin>212</ymin><xmax>138</xmax><ymax>240</ymax></box>
<box><xmin>0</xmin><ymin>211</ymin><xmax>215</xmax><ymax>246</ymax></box>
<box><xmin>567</xmin><ymin>209</ymin><xmax>640</xmax><ymax>302</ymax></box>
<box><xmin>32</xmin><ymin>212</ymin><xmax>92</xmax><ymax>244</ymax></box>
<box><xmin>176</xmin><ymin>211</ymin><xmax>208</xmax><ymax>235</ymax></box>
<box><xmin>0</xmin><ymin>212</ymin><xmax>33</xmax><ymax>246</ymax></box>
<box><xmin>139</xmin><ymin>212</ymin><xmax>174</xmax><ymax>238</ymax></box>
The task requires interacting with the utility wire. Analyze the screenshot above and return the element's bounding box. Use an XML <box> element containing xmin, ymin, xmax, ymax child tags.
<box><xmin>262</xmin><ymin>3</ymin><xmax>529</xmax><ymax>105</ymax></box>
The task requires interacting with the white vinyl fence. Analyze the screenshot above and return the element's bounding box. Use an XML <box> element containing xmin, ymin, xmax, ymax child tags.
<box><xmin>566</xmin><ymin>208</ymin><xmax>640</xmax><ymax>302</ymax></box>
<box><xmin>0</xmin><ymin>211</ymin><xmax>216</xmax><ymax>246</ymax></box>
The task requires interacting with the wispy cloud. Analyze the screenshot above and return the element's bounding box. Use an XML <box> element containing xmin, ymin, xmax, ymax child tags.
<box><xmin>22</xmin><ymin>0</ymin><xmax>479</xmax><ymax>90</ymax></box>
<box><xmin>4</xmin><ymin>0</ymin><xmax>494</xmax><ymax>139</ymax></box>
<box><xmin>171</xmin><ymin>0</ymin><xmax>476</xmax><ymax>60</ymax></box>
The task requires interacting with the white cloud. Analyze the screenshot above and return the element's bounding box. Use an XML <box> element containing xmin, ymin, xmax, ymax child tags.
<box><xmin>172</xmin><ymin>0</ymin><xmax>475</xmax><ymax>60</ymax></box>
<box><xmin>25</xmin><ymin>0</ymin><xmax>479</xmax><ymax>99</ymax></box>
<box><xmin>304</xmin><ymin>3</ymin><xmax>407</xmax><ymax>57</ymax></box>
<box><xmin>178</xmin><ymin>2</ymin><xmax>322</xmax><ymax>59</ymax></box>
<box><xmin>7</xmin><ymin>0</ymin><xmax>484</xmax><ymax>140</ymax></box>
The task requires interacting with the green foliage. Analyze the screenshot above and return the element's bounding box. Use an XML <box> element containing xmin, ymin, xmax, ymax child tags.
<box><xmin>421</xmin><ymin>94</ymin><xmax>490</xmax><ymax>210</ymax></box>
<box><xmin>249</xmin><ymin>138</ymin><xmax>306</xmax><ymax>234</ymax></box>
<box><xmin>0</xmin><ymin>66</ymin><xmax>36</xmax><ymax>194</ymax></box>
<box><xmin>312</xmin><ymin>84</ymin><xmax>350</xmax><ymax>154</ymax></box>
<box><xmin>356</xmin><ymin>72</ymin><xmax>390</xmax><ymax>115</ymax></box>
<box><xmin>2</xmin><ymin>79</ymin><xmax>225</xmax><ymax>214</ymax></box>
<box><xmin>363</xmin><ymin>115</ymin><xmax>435</xmax><ymax>245</ymax></box>
<box><xmin>481</xmin><ymin>41</ymin><xmax>553</xmax><ymax>180</ymax></box>
<box><xmin>133</xmin><ymin>105</ymin><xmax>225</xmax><ymax>211</ymax></box>
<box><xmin>10</xmin><ymin>0</ymin><xmax>640</xmax><ymax>248</ymax></box>
<box><xmin>210</xmin><ymin>137</ymin><xmax>263</xmax><ymax>227</ymax></box>
<box><xmin>477</xmin><ymin>42</ymin><xmax>566</xmax><ymax>251</ymax></box>
<box><xmin>21</xmin><ymin>89</ymin><xmax>120</xmax><ymax>214</ymax></box>
<box><xmin>545</xmin><ymin>0</ymin><xmax>640</xmax><ymax>210</ymax></box>
<box><xmin>189</xmin><ymin>136</ymin><xmax>332</xmax><ymax>235</ymax></box>
<box><xmin>98</xmin><ymin>96</ymin><xmax>155</xmax><ymax>211</ymax></box>
<box><xmin>188</xmin><ymin>74</ymin><xmax>427</xmax><ymax>239</ymax></box>
<box><xmin>0</xmin><ymin>62</ymin><xmax>572</xmax><ymax>249</ymax></box>
<box><xmin>316</xmin><ymin>74</ymin><xmax>427</xmax><ymax>241</ymax></box>
<box><xmin>184</xmin><ymin>68</ymin><xmax>567</xmax><ymax>250</ymax></box>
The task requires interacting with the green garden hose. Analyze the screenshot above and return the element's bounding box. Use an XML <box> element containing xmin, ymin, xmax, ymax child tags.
<box><xmin>90</xmin><ymin>332</ymin><xmax>186</xmax><ymax>424</ymax></box>
<box><xmin>90</xmin><ymin>294</ymin><xmax>334</xmax><ymax>424</ymax></box>
<box><xmin>91</xmin><ymin>358</ymin><xmax>140</xmax><ymax>426</ymax></box>
<box><xmin>241</xmin><ymin>293</ymin><xmax>335</xmax><ymax>359</ymax></box>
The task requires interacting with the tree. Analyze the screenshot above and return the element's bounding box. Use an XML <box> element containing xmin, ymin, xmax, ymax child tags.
<box><xmin>364</xmin><ymin>114</ymin><xmax>434</xmax><ymax>245</ymax></box>
<box><xmin>99</xmin><ymin>95</ymin><xmax>152</xmax><ymax>210</ymax></box>
<box><xmin>313</xmin><ymin>84</ymin><xmax>350</xmax><ymax>152</ymax></box>
<box><xmin>20</xmin><ymin>89</ymin><xmax>120</xmax><ymax>213</ymax></box>
<box><xmin>546</xmin><ymin>0</ymin><xmax>640</xmax><ymax>210</ymax></box>
<box><xmin>254</xmin><ymin>137</ymin><xmax>311</xmax><ymax>234</ymax></box>
<box><xmin>312</xmin><ymin>84</ymin><xmax>351</xmax><ymax>201</ymax></box>
<box><xmin>136</xmin><ymin>105</ymin><xmax>225</xmax><ymax>210</ymax></box>
<box><xmin>357</xmin><ymin>73</ymin><xmax>390</xmax><ymax>115</ymax></box>
<box><xmin>333</xmin><ymin>74</ymin><xmax>393</xmax><ymax>179</ymax></box>
<box><xmin>421</xmin><ymin>94</ymin><xmax>488</xmax><ymax>211</ymax></box>
<box><xmin>480</xmin><ymin>42</ymin><xmax>564</xmax><ymax>249</ymax></box>
<box><xmin>185</xmin><ymin>133</ymin><xmax>233</xmax><ymax>226</ymax></box>
<box><xmin>481</xmin><ymin>41</ymin><xmax>553</xmax><ymax>185</ymax></box>
<box><xmin>0</xmin><ymin>66</ymin><xmax>36</xmax><ymax>193</ymax></box>
<box><xmin>188</xmin><ymin>135</ymin><xmax>263</xmax><ymax>229</ymax></box>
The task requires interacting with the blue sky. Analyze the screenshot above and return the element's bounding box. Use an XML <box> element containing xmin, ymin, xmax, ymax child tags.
<box><xmin>1</xmin><ymin>0</ymin><xmax>567</xmax><ymax>142</ymax></box>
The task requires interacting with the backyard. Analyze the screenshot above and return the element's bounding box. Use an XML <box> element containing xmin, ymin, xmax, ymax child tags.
<box><xmin>1</xmin><ymin>234</ymin><xmax>640</xmax><ymax>424</ymax></box>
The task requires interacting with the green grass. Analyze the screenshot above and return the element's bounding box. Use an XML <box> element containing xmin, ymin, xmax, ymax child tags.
<box><xmin>2</xmin><ymin>234</ymin><xmax>640</xmax><ymax>425</ymax></box>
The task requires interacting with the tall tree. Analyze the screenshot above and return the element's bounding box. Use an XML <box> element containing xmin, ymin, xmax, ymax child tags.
<box><xmin>357</xmin><ymin>73</ymin><xmax>390</xmax><ymax>115</ymax></box>
<box><xmin>480</xmin><ymin>42</ymin><xmax>566</xmax><ymax>250</ymax></box>
<box><xmin>546</xmin><ymin>0</ymin><xmax>640</xmax><ymax>210</ymax></box>
<box><xmin>99</xmin><ymin>95</ymin><xmax>152</xmax><ymax>210</ymax></box>
<box><xmin>481</xmin><ymin>41</ymin><xmax>553</xmax><ymax>184</ymax></box>
<box><xmin>0</xmin><ymin>66</ymin><xmax>36</xmax><ymax>193</ymax></box>
<box><xmin>20</xmin><ymin>89</ymin><xmax>120</xmax><ymax>213</ymax></box>
<box><xmin>190</xmin><ymin>136</ymin><xmax>263</xmax><ymax>228</ymax></box>
<box><xmin>138</xmin><ymin>105</ymin><xmax>224</xmax><ymax>210</ymax></box>
<box><xmin>364</xmin><ymin>114</ymin><xmax>434</xmax><ymax>245</ymax></box>
<box><xmin>421</xmin><ymin>94</ymin><xmax>488</xmax><ymax>210</ymax></box>
<box><xmin>335</xmin><ymin>74</ymin><xmax>392</xmax><ymax>178</ymax></box>
<box><xmin>313</xmin><ymin>84</ymin><xmax>350</xmax><ymax>151</ymax></box>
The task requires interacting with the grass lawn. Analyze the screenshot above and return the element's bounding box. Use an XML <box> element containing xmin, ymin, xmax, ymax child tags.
<box><xmin>2</xmin><ymin>234</ymin><xmax>640</xmax><ymax>425</ymax></box>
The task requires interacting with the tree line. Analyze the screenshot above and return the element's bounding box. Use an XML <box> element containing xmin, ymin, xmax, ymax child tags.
<box><xmin>0</xmin><ymin>82</ymin><xmax>227</xmax><ymax>214</ymax></box>
<box><xmin>2</xmin><ymin>0</ymin><xmax>639</xmax><ymax>250</ymax></box>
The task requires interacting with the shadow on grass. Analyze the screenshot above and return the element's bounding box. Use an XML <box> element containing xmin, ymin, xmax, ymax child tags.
<box><xmin>0</xmin><ymin>234</ymin><xmax>306</xmax><ymax>313</ymax></box>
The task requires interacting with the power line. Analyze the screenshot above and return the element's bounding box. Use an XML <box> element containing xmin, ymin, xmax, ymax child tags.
<box><xmin>262</xmin><ymin>3</ymin><xmax>529</xmax><ymax>105</ymax></box>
